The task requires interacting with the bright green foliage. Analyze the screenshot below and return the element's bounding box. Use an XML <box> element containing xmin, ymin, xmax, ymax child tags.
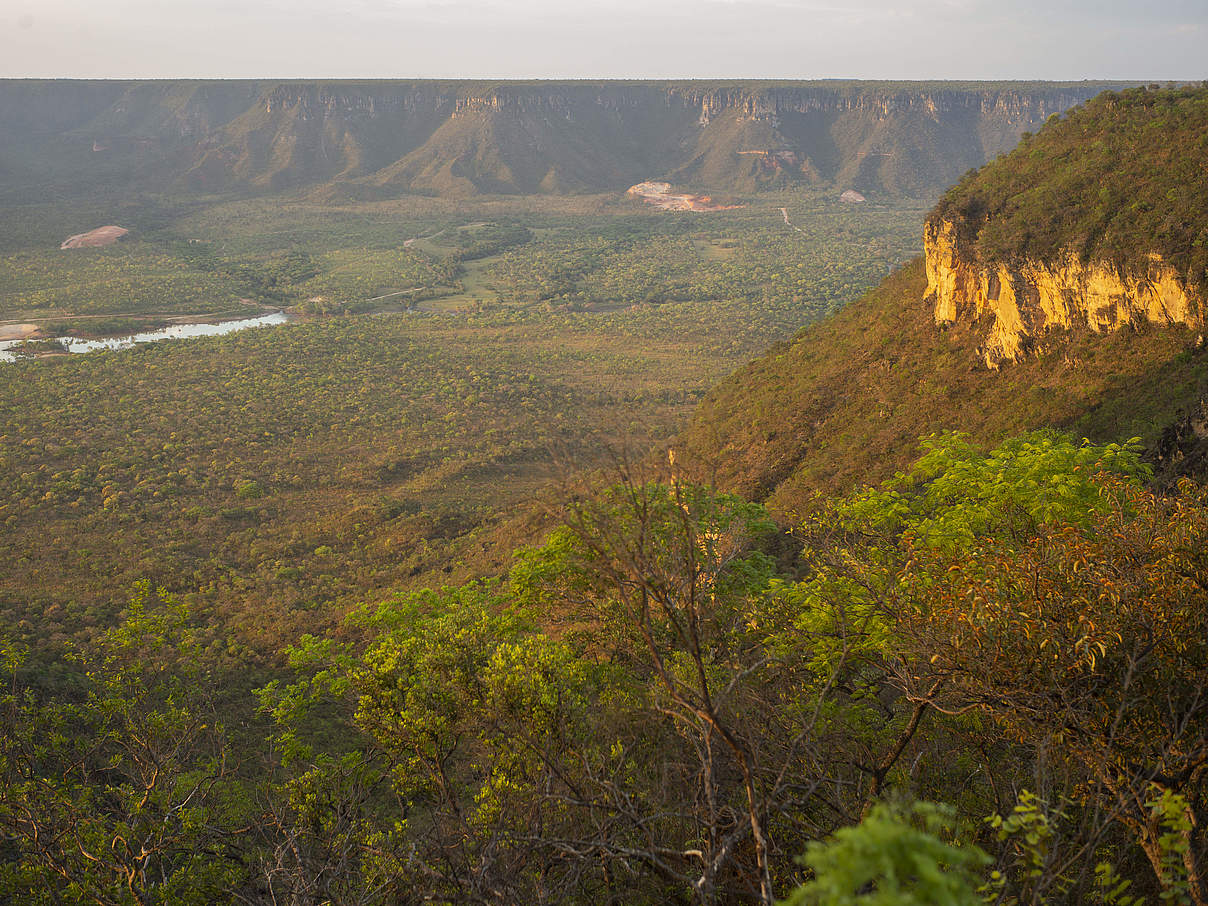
<box><xmin>260</xmin><ymin>583</ymin><xmax>627</xmax><ymax>903</ymax></box>
<box><xmin>351</xmin><ymin>582</ymin><xmax>546</xmax><ymax>802</ymax></box>
<box><xmin>263</xmin><ymin>481</ymin><xmax>906</xmax><ymax>903</ymax></box>
<box><xmin>510</xmin><ymin>480</ymin><xmax>781</xmax><ymax>653</ymax></box>
<box><xmin>782</xmin><ymin>801</ymin><xmax>988</xmax><ymax>906</ymax></box>
<box><xmin>1097</xmin><ymin>862</ymin><xmax>1145</xmax><ymax>906</ymax></box>
<box><xmin>986</xmin><ymin>791</ymin><xmax>1056</xmax><ymax>881</ymax></box>
<box><xmin>0</xmin><ymin>583</ymin><xmax>247</xmax><ymax>905</ymax></box>
<box><xmin>982</xmin><ymin>790</ymin><xmax>1063</xmax><ymax>905</ymax></box>
<box><xmin>1148</xmin><ymin>787</ymin><xmax>1196</xmax><ymax>906</ymax></box>
<box><xmin>833</xmin><ymin>430</ymin><xmax>1148</xmax><ymax>550</ymax></box>
<box><xmin>982</xmin><ymin>787</ymin><xmax>1198</xmax><ymax>906</ymax></box>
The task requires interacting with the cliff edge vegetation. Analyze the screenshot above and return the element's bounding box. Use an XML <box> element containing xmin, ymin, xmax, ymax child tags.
<box><xmin>927</xmin><ymin>84</ymin><xmax>1208</xmax><ymax>365</ymax></box>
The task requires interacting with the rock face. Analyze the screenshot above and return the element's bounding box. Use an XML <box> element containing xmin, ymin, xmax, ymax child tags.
<box><xmin>924</xmin><ymin>216</ymin><xmax>1203</xmax><ymax>368</ymax></box>
<box><xmin>0</xmin><ymin>79</ymin><xmax>1130</xmax><ymax>201</ymax></box>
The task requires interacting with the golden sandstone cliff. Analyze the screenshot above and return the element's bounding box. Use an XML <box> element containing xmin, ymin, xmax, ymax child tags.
<box><xmin>924</xmin><ymin>216</ymin><xmax>1203</xmax><ymax>368</ymax></box>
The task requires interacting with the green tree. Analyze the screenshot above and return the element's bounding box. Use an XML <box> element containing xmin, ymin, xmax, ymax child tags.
<box><xmin>781</xmin><ymin>800</ymin><xmax>988</xmax><ymax>906</ymax></box>
<box><xmin>0</xmin><ymin>584</ymin><xmax>248</xmax><ymax>906</ymax></box>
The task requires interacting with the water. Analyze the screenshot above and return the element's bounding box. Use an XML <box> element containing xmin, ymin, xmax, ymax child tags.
<box><xmin>0</xmin><ymin>311</ymin><xmax>291</xmax><ymax>363</ymax></box>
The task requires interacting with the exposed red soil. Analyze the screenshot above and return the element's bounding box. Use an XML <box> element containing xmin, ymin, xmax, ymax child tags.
<box><xmin>626</xmin><ymin>182</ymin><xmax>743</xmax><ymax>212</ymax></box>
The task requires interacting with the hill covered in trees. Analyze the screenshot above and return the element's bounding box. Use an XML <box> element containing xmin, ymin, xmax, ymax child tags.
<box><xmin>683</xmin><ymin>84</ymin><xmax>1208</xmax><ymax>510</ymax></box>
<box><xmin>933</xmin><ymin>83</ymin><xmax>1208</xmax><ymax>291</ymax></box>
<box><xmin>0</xmin><ymin>79</ymin><xmax>1125</xmax><ymax>201</ymax></box>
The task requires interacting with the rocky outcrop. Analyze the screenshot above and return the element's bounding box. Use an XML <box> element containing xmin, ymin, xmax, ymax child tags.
<box><xmin>925</xmin><ymin>217</ymin><xmax>1203</xmax><ymax>367</ymax></box>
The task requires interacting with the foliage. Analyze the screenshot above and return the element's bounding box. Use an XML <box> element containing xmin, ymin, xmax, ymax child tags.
<box><xmin>0</xmin><ymin>584</ymin><xmax>248</xmax><ymax>905</ymax></box>
<box><xmin>880</xmin><ymin>480</ymin><xmax>1208</xmax><ymax>904</ymax></box>
<box><xmin>782</xmin><ymin>800</ymin><xmax>988</xmax><ymax>906</ymax></box>
<box><xmin>260</xmin><ymin>478</ymin><xmax>920</xmax><ymax>904</ymax></box>
<box><xmin>982</xmin><ymin>786</ymin><xmax>1199</xmax><ymax>906</ymax></box>
<box><xmin>832</xmin><ymin>430</ymin><xmax>1148</xmax><ymax>550</ymax></box>
<box><xmin>934</xmin><ymin>85</ymin><xmax>1208</xmax><ymax>291</ymax></box>
<box><xmin>3</xmin><ymin>433</ymin><xmax>1208</xmax><ymax>904</ymax></box>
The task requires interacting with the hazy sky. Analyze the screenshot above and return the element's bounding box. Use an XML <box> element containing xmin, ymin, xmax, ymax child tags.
<box><xmin>2</xmin><ymin>0</ymin><xmax>1205</xmax><ymax>80</ymax></box>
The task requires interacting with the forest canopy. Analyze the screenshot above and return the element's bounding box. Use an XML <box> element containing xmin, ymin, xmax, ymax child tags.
<box><xmin>2</xmin><ymin>430</ymin><xmax>1204</xmax><ymax>905</ymax></box>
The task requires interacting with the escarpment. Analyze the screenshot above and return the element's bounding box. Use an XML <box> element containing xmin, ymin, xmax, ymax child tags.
<box><xmin>925</xmin><ymin>216</ymin><xmax>1203</xmax><ymax>368</ymax></box>
<box><xmin>923</xmin><ymin>84</ymin><xmax>1208</xmax><ymax>367</ymax></box>
<box><xmin>0</xmin><ymin>79</ymin><xmax>1127</xmax><ymax>201</ymax></box>
<box><xmin>681</xmin><ymin>85</ymin><xmax>1208</xmax><ymax>510</ymax></box>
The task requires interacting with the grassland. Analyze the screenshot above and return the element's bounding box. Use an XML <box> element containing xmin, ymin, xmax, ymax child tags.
<box><xmin>0</xmin><ymin>188</ymin><xmax>922</xmax><ymax>656</ymax></box>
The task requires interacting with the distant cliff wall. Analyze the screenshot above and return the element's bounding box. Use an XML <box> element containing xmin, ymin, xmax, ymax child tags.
<box><xmin>0</xmin><ymin>80</ymin><xmax>1130</xmax><ymax>200</ymax></box>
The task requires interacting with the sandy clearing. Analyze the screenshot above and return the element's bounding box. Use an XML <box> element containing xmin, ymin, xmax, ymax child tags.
<box><xmin>61</xmin><ymin>225</ymin><xmax>129</xmax><ymax>249</ymax></box>
<box><xmin>0</xmin><ymin>323</ymin><xmax>41</xmax><ymax>341</ymax></box>
<box><xmin>626</xmin><ymin>182</ymin><xmax>742</xmax><ymax>212</ymax></box>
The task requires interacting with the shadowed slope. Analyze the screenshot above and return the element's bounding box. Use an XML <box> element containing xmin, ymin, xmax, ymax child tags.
<box><xmin>0</xmin><ymin>80</ymin><xmax>1125</xmax><ymax>202</ymax></box>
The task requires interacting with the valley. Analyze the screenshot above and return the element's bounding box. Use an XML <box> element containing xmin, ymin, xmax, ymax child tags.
<box><xmin>0</xmin><ymin>186</ymin><xmax>923</xmax><ymax>654</ymax></box>
<box><xmin>2</xmin><ymin>77</ymin><xmax>1206</xmax><ymax>906</ymax></box>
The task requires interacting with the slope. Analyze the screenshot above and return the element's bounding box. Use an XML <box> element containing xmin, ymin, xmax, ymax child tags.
<box><xmin>682</xmin><ymin>86</ymin><xmax>1208</xmax><ymax>514</ymax></box>
<box><xmin>681</xmin><ymin>258</ymin><xmax>1207</xmax><ymax>514</ymax></box>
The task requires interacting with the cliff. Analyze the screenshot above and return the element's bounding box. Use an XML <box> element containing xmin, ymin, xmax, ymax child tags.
<box><xmin>925</xmin><ymin>216</ymin><xmax>1203</xmax><ymax>367</ymax></box>
<box><xmin>0</xmin><ymin>79</ymin><xmax>1128</xmax><ymax>201</ymax></box>
<box><xmin>680</xmin><ymin>85</ymin><xmax>1208</xmax><ymax>510</ymax></box>
<box><xmin>924</xmin><ymin>84</ymin><xmax>1208</xmax><ymax>366</ymax></box>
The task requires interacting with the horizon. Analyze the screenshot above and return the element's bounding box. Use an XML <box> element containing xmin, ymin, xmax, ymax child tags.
<box><xmin>2</xmin><ymin>0</ymin><xmax>1204</xmax><ymax>82</ymax></box>
<box><xmin>0</xmin><ymin>76</ymin><xmax>1165</xmax><ymax>84</ymax></box>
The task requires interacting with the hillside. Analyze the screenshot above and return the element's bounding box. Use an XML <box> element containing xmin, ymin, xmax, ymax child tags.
<box><xmin>682</xmin><ymin>85</ymin><xmax>1208</xmax><ymax>513</ymax></box>
<box><xmin>928</xmin><ymin>84</ymin><xmax>1208</xmax><ymax>366</ymax></box>
<box><xmin>0</xmin><ymin>80</ymin><xmax>1126</xmax><ymax>201</ymax></box>
<box><xmin>933</xmin><ymin>84</ymin><xmax>1208</xmax><ymax>291</ymax></box>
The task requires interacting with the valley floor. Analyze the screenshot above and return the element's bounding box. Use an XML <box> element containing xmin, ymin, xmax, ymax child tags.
<box><xmin>0</xmin><ymin>188</ymin><xmax>923</xmax><ymax>654</ymax></box>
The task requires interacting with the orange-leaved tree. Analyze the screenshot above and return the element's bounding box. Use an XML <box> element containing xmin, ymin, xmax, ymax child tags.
<box><xmin>886</xmin><ymin>477</ymin><xmax>1208</xmax><ymax>904</ymax></box>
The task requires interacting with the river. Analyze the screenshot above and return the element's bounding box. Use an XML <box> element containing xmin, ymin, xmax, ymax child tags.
<box><xmin>0</xmin><ymin>311</ymin><xmax>291</xmax><ymax>363</ymax></box>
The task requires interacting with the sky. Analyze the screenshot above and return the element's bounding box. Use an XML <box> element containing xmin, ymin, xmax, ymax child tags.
<box><xmin>1</xmin><ymin>0</ymin><xmax>1205</xmax><ymax>81</ymax></box>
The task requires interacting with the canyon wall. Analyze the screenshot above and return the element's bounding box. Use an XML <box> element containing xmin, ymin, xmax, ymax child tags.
<box><xmin>925</xmin><ymin>216</ymin><xmax>1203</xmax><ymax>367</ymax></box>
<box><xmin>0</xmin><ymin>80</ymin><xmax>1129</xmax><ymax>200</ymax></box>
